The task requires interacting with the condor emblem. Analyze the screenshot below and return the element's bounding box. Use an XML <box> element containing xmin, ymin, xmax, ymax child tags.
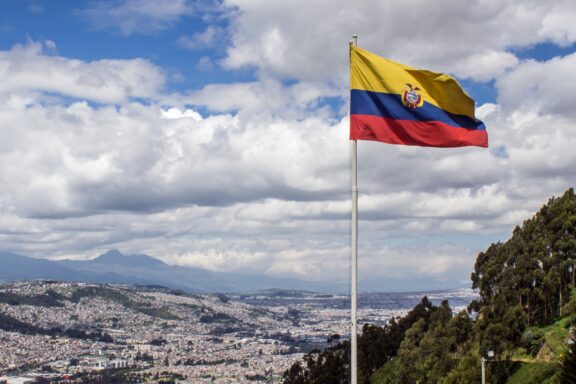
<box><xmin>401</xmin><ymin>84</ymin><xmax>424</xmax><ymax>109</ymax></box>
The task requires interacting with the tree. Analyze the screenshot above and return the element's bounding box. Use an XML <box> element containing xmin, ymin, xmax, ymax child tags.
<box><xmin>282</xmin><ymin>361</ymin><xmax>307</xmax><ymax>384</ymax></box>
<box><xmin>283</xmin><ymin>296</ymin><xmax>435</xmax><ymax>384</ymax></box>
<box><xmin>391</xmin><ymin>302</ymin><xmax>474</xmax><ymax>384</ymax></box>
<box><xmin>559</xmin><ymin>338</ymin><xmax>576</xmax><ymax>384</ymax></box>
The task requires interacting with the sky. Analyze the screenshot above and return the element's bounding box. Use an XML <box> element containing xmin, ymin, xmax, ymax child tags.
<box><xmin>1</xmin><ymin>0</ymin><xmax>576</xmax><ymax>287</ymax></box>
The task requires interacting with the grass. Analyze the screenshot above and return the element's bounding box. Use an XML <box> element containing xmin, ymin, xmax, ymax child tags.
<box><xmin>513</xmin><ymin>313</ymin><xmax>573</xmax><ymax>363</ymax></box>
<box><xmin>506</xmin><ymin>305</ymin><xmax>573</xmax><ymax>383</ymax></box>
<box><xmin>506</xmin><ymin>361</ymin><xmax>559</xmax><ymax>384</ymax></box>
<box><xmin>537</xmin><ymin>316</ymin><xmax>572</xmax><ymax>358</ymax></box>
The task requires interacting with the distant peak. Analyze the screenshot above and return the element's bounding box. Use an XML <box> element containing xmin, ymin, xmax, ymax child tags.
<box><xmin>94</xmin><ymin>249</ymin><xmax>124</xmax><ymax>261</ymax></box>
<box><xmin>93</xmin><ymin>250</ymin><xmax>166</xmax><ymax>267</ymax></box>
<box><xmin>103</xmin><ymin>249</ymin><xmax>124</xmax><ymax>257</ymax></box>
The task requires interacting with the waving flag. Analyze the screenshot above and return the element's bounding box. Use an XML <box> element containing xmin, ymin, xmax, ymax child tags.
<box><xmin>350</xmin><ymin>46</ymin><xmax>488</xmax><ymax>148</ymax></box>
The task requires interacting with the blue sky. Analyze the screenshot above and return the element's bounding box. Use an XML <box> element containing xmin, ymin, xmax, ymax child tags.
<box><xmin>0</xmin><ymin>1</ymin><xmax>252</xmax><ymax>93</ymax></box>
<box><xmin>1</xmin><ymin>0</ymin><xmax>576</xmax><ymax>289</ymax></box>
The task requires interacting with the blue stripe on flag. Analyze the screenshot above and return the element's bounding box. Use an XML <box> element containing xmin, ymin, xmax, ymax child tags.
<box><xmin>350</xmin><ymin>89</ymin><xmax>486</xmax><ymax>131</ymax></box>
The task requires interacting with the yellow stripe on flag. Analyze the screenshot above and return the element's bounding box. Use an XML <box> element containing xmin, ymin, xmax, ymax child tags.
<box><xmin>350</xmin><ymin>46</ymin><xmax>475</xmax><ymax>118</ymax></box>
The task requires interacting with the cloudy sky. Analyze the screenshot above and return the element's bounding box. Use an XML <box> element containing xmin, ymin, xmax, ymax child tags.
<box><xmin>1</xmin><ymin>0</ymin><xmax>575</xmax><ymax>287</ymax></box>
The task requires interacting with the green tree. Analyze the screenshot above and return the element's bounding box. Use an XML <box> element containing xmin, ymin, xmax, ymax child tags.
<box><xmin>283</xmin><ymin>297</ymin><xmax>435</xmax><ymax>384</ymax></box>
<box><xmin>559</xmin><ymin>338</ymin><xmax>576</xmax><ymax>384</ymax></box>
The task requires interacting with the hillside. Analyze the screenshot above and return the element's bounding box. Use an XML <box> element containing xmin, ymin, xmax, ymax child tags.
<box><xmin>283</xmin><ymin>188</ymin><xmax>576</xmax><ymax>384</ymax></box>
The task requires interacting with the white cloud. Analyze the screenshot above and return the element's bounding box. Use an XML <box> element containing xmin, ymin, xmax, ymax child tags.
<box><xmin>450</xmin><ymin>50</ymin><xmax>519</xmax><ymax>82</ymax></box>
<box><xmin>179</xmin><ymin>76</ymin><xmax>341</xmax><ymax>118</ymax></box>
<box><xmin>222</xmin><ymin>0</ymin><xmax>576</xmax><ymax>82</ymax></box>
<box><xmin>177</xmin><ymin>26</ymin><xmax>223</xmax><ymax>50</ymax></box>
<box><xmin>77</xmin><ymin>0</ymin><xmax>194</xmax><ymax>35</ymax></box>
<box><xmin>160</xmin><ymin>107</ymin><xmax>203</xmax><ymax>120</ymax></box>
<box><xmin>43</xmin><ymin>40</ymin><xmax>57</xmax><ymax>53</ymax></box>
<box><xmin>360</xmin><ymin>244</ymin><xmax>476</xmax><ymax>280</ymax></box>
<box><xmin>0</xmin><ymin>89</ymin><xmax>350</xmax><ymax>218</ymax></box>
<box><xmin>539</xmin><ymin>0</ymin><xmax>576</xmax><ymax>45</ymax></box>
<box><xmin>196</xmin><ymin>56</ymin><xmax>215</xmax><ymax>72</ymax></box>
<box><xmin>496</xmin><ymin>53</ymin><xmax>576</xmax><ymax>117</ymax></box>
<box><xmin>2</xmin><ymin>1</ymin><xmax>576</xmax><ymax>285</ymax></box>
<box><xmin>0</xmin><ymin>41</ymin><xmax>165</xmax><ymax>104</ymax></box>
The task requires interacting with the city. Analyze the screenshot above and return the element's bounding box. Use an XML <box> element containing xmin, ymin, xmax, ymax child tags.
<box><xmin>1</xmin><ymin>280</ymin><xmax>452</xmax><ymax>383</ymax></box>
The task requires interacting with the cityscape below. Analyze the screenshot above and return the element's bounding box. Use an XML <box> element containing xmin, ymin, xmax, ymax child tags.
<box><xmin>0</xmin><ymin>280</ymin><xmax>477</xmax><ymax>383</ymax></box>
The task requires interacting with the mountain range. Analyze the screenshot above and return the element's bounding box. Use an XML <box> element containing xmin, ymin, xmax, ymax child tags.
<box><xmin>0</xmin><ymin>250</ymin><xmax>466</xmax><ymax>293</ymax></box>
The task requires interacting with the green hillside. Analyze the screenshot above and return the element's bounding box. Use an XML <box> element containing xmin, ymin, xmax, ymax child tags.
<box><xmin>282</xmin><ymin>188</ymin><xmax>576</xmax><ymax>384</ymax></box>
<box><xmin>506</xmin><ymin>362</ymin><xmax>558</xmax><ymax>384</ymax></box>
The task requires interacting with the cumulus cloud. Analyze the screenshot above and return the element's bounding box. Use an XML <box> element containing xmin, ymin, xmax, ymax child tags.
<box><xmin>222</xmin><ymin>0</ymin><xmax>576</xmax><ymax>82</ymax></box>
<box><xmin>2</xmin><ymin>1</ymin><xmax>576</xmax><ymax>285</ymax></box>
<box><xmin>0</xmin><ymin>95</ymin><xmax>350</xmax><ymax>219</ymax></box>
<box><xmin>539</xmin><ymin>0</ymin><xmax>576</xmax><ymax>45</ymax></box>
<box><xmin>496</xmin><ymin>53</ymin><xmax>576</xmax><ymax>117</ymax></box>
<box><xmin>0</xmin><ymin>41</ymin><xmax>165</xmax><ymax>103</ymax></box>
<box><xmin>450</xmin><ymin>50</ymin><xmax>519</xmax><ymax>82</ymax></box>
<box><xmin>180</xmin><ymin>77</ymin><xmax>341</xmax><ymax>117</ymax></box>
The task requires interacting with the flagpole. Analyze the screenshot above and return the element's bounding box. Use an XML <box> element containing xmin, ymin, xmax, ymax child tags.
<box><xmin>350</xmin><ymin>34</ymin><xmax>358</xmax><ymax>384</ymax></box>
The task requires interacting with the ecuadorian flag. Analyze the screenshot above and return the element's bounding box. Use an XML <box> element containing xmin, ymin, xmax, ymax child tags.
<box><xmin>350</xmin><ymin>46</ymin><xmax>488</xmax><ymax>148</ymax></box>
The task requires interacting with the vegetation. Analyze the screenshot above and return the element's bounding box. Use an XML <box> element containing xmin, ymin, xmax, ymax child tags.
<box><xmin>0</xmin><ymin>285</ymin><xmax>180</xmax><ymax>321</ymax></box>
<box><xmin>0</xmin><ymin>285</ymin><xmax>182</xmax><ymax>341</ymax></box>
<box><xmin>71</xmin><ymin>286</ymin><xmax>180</xmax><ymax>320</ymax></box>
<box><xmin>505</xmin><ymin>362</ymin><xmax>559</xmax><ymax>384</ymax></box>
<box><xmin>283</xmin><ymin>188</ymin><xmax>576</xmax><ymax>384</ymax></box>
<box><xmin>558</xmin><ymin>336</ymin><xmax>576</xmax><ymax>383</ymax></box>
<box><xmin>199</xmin><ymin>312</ymin><xmax>234</xmax><ymax>323</ymax></box>
<box><xmin>0</xmin><ymin>291</ymin><xmax>64</xmax><ymax>307</ymax></box>
<box><xmin>0</xmin><ymin>311</ymin><xmax>44</xmax><ymax>334</ymax></box>
<box><xmin>0</xmin><ymin>312</ymin><xmax>113</xmax><ymax>342</ymax></box>
<box><xmin>282</xmin><ymin>296</ymin><xmax>440</xmax><ymax>383</ymax></box>
<box><xmin>70</xmin><ymin>286</ymin><xmax>133</xmax><ymax>304</ymax></box>
<box><xmin>471</xmin><ymin>189</ymin><xmax>576</xmax><ymax>327</ymax></box>
<box><xmin>215</xmin><ymin>293</ymin><xmax>230</xmax><ymax>303</ymax></box>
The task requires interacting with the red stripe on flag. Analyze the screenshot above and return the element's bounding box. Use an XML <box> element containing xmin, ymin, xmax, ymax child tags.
<box><xmin>350</xmin><ymin>114</ymin><xmax>488</xmax><ymax>148</ymax></box>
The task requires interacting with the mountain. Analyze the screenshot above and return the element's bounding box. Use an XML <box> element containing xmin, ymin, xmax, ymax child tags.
<box><xmin>0</xmin><ymin>251</ymin><xmax>152</xmax><ymax>286</ymax></box>
<box><xmin>0</xmin><ymin>250</ymin><xmax>343</xmax><ymax>293</ymax></box>
<box><xmin>57</xmin><ymin>249</ymin><xmax>226</xmax><ymax>292</ymax></box>
<box><xmin>0</xmin><ymin>251</ymin><xmax>78</xmax><ymax>282</ymax></box>
<box><xmin>85</xmin><ymin>249</ymin><xmax>166</xmax><ymax>268</ymax></box>
<box><xmin>0</xmin><ymin>249</ymin><xmax>466</xmax><ymax>293</ymax></box>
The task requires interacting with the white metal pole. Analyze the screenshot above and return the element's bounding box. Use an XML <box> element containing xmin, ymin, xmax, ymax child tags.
<box><xmin>481</xmin><ymin>358</ymin><xmax>486</xmax><ymax>384</ymax></box>
<box><xmin>350</xmin><ymin>34</ymin><xmax>358</xmax><ymax>384</ymax></box>
<box><xmin>351</xmin><ymin>139</ymin><xmax>358</xmax><ymax>384</ymax></box>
